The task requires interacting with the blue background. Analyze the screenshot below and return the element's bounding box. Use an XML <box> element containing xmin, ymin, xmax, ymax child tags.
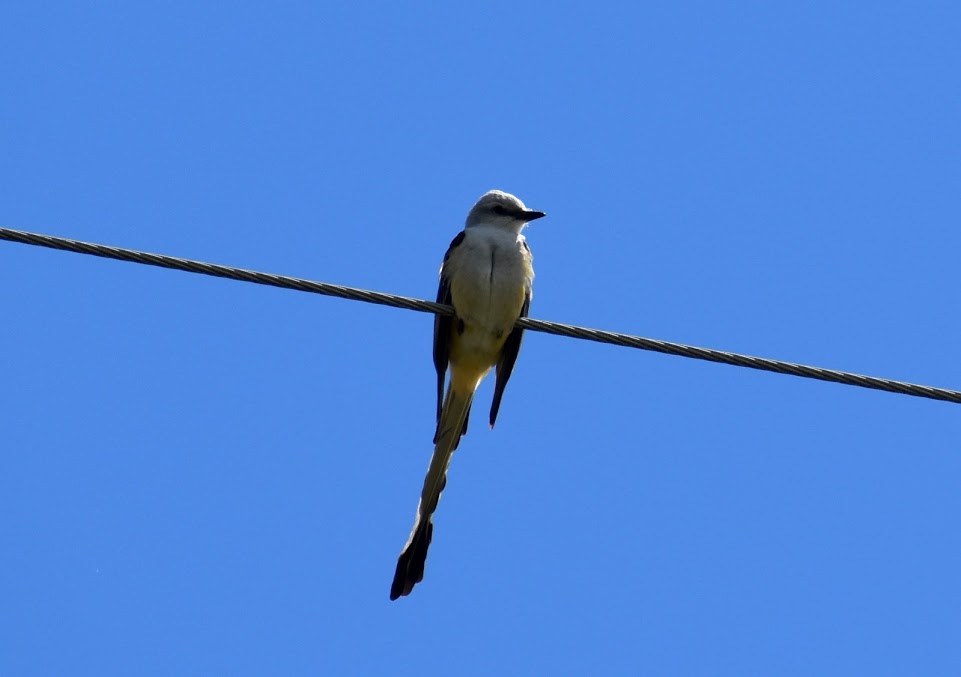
<box><xmin>2</xmin><ymin>2</ymin><xmax>960</xmax><ymax>675</ymax></box>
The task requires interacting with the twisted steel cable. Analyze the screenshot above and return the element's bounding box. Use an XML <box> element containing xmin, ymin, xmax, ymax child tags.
<box><xmin>3</xmin><ymin>226</ymin><xmax>959</xmax><ymax>405</ymax></box>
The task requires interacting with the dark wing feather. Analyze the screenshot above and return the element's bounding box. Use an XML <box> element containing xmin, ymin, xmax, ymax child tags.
<box><xmin>433</xmin><ymin>274</ymin><xmax>452</xmax><ymax>423</ymax></box>
<box><xmin>489</xmin><ymin>286</ymin><xmax>531</xmax><ymax>428</ymax></box>
<box><xmin>433</xmin><ymin>231</ymin><xmax>465</xmax><ymax>422</ymax></box>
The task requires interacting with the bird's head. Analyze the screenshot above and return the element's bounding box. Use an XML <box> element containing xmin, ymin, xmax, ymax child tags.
<box><xmin>465</xmin><ymin>190</ymin><xmax>546</xmax><ymax>231</ymax></box>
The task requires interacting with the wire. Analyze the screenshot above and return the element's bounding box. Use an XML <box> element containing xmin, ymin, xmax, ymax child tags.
<box><xmin>3</xmin><ymin>225</ymin><xmax>959</xmax><ymax>405</ymax></box>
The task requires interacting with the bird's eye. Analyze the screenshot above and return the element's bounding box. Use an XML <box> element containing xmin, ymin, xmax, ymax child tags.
<box><xmin>492</xmin><ymin>205</ymin><xmax>508</xmax><ymax>215</ymax></box>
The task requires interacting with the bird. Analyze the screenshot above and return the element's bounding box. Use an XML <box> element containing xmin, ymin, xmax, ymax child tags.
<box><xmin>390</xmin><ymin>190</ymin><xmax>545</xmax><ymax>600</ymax></box>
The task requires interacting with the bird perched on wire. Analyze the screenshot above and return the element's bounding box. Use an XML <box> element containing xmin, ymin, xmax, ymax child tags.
<box><xmin>390</xmin><ymin>190</ymin><xmax>546</xmax><ymax>600</ymax></box>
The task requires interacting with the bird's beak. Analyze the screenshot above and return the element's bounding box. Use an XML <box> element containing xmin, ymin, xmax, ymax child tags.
<box><xmin>523</xmin><ymin>210</ymin><xmax>546</xmax><ymax>222</ymax></box>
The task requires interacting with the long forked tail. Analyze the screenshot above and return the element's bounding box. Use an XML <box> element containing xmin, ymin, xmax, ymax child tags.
<box><xmin>390</xmin><ymin>386</ymin><xmax>474</xmax><ymax>600</ymax></box>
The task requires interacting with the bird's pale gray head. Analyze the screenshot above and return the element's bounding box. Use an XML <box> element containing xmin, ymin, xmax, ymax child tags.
<box><xmin>465</xmin><ymin>190</ymin><xmax>546</xmax><ymax>230</ymax></box>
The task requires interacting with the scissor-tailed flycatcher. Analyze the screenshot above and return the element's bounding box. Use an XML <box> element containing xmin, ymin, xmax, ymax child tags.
<box><xmin>390</xmin><ymin>190</ymin><xmax>545</xmax><ymax>600</ymax></box>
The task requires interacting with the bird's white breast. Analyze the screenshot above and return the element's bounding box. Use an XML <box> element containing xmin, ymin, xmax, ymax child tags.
<box><xmin>445</xmin><ymin>225</ymin><xmax>533</xmax><ymax>365</ymax></box>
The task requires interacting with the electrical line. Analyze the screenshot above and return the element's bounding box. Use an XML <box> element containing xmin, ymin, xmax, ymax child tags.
<box><xmin>2</xmin><ymin>225</ymin><xmax>959</xmax><ymax>406</ymax></box>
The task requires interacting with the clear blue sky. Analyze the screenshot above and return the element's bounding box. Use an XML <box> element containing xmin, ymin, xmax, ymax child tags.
<box><xmin>2</xmin><ymin>2</ymin><xmax>960</xmax><ymax>675</ymax></box>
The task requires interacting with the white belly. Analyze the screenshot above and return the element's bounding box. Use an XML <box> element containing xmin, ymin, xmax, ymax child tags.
<box><xmin>446</xmin><ymin>227</ymin><xmax>533</xmax><ymax>375</ymax></box>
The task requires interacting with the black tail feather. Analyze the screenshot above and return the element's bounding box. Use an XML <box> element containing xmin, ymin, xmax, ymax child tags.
<box><xmin>390</xmin><ymin>518</ymin><xmax>434</xmax><ymax>600</ymax></box>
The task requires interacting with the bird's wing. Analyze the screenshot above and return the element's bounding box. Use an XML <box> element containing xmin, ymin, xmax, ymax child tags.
<box><xmin>489</xmin><ymin>283</ymin><xmax>531</xmax><ymax>428</ymax></box>
<box><xmin>432</xmin><ymin>231</ymin><xmax>464</xmax><ymax>423</ymax></box>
